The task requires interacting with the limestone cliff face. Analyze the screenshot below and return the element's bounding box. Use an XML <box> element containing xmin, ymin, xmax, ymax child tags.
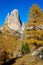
<box><xmin>5</xmin><ymin>9</ymin><xmax>25</xmax><ymax>34</ymax></box>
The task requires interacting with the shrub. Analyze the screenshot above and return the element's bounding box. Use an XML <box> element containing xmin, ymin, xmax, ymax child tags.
<box><xmin>21</xmin><ymin>43</ymin><xmax>30</xmax><ymax>54</ymax></box>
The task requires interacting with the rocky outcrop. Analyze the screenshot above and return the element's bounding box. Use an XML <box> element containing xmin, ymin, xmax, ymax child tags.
<box><xmin>5</xmin><ymin>9</ymin><xmax>25</xmax><ymax>34</ymax></box>
<box><xmin>26</xmin><ymin>25</ymin><xmax>43</xmax><ymax>30</ymax></box>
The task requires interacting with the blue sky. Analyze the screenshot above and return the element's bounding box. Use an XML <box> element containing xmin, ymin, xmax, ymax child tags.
<box><xmin>0</xmin><ymin>0</ymin><xmax>43</xmax><ymax>26</ymax></box>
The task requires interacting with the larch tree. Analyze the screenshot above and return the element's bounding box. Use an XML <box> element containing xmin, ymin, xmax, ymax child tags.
<box><xmin>25</xmin><ymin>4</ymin><xmax>43</xmax><ymax>46</ymax></box>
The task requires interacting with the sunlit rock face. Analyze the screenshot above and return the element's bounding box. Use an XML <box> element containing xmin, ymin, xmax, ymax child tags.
<box><xmin>6</xmin><ymin>9</ymin><xmax>21</xmax><ymax>30</ymax></box>
<box><xmin>5</xmin><ymin>9</ymin><xmax>25</xmax><ymax>32</ymax></box>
